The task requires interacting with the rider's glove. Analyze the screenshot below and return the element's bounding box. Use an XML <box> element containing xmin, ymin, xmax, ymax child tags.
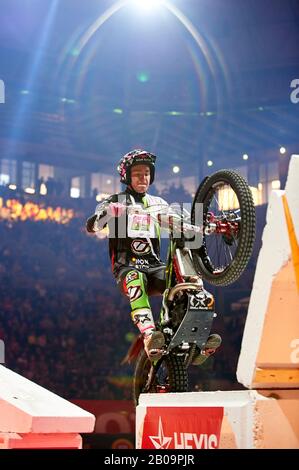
<box><xmin>107</xmin><ymin>202</ymin><xmax>126</xmax><ymax>218</ymax></box>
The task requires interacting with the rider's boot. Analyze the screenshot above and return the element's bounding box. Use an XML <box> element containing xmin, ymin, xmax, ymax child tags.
<box><xmin>132</xmin><ymin>308</ymin><xmax>165</xmax><ymax>361</ymax></box>
<box><xmin>192</xmin><ymin>333</ymin><xmax>222</xmax><ymax>365</ymax></box>
<box><xmin>143</xmin><ymin>330</ymin><xmax>165</xmax><ymax>361</ymax></box>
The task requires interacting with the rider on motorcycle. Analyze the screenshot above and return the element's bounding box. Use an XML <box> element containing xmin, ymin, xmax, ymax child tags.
<box><xmin>86</xmin><ymin>149</ymin><xmax>221</xmax><ymax>361</ymax></box>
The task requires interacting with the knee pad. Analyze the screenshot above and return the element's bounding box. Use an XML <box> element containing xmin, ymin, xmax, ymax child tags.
<box><xmin>124</xmin><ymin>270</ymin><xmax>150</xmax><ymax>311</ymax></box>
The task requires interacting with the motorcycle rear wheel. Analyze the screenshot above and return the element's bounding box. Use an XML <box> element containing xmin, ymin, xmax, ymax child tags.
<box><xmin>191</xmin><ymin>169</ymin><xmax>256</xmax><ymax>286</ymax></box>
<box><xmin>133</xmin><ymin>350</ymin><xmax>188</xmax><ymax>406</ymax></box>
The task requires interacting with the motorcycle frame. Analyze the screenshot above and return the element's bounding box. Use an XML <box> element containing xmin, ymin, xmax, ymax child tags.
<box><xmin>159</xmin><ymin>233</ymin><xmax>216</xmax><ymax>357</ymax></box>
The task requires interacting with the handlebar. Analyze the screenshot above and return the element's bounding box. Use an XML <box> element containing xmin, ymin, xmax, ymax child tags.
<box><xmin>96</xmin><ymin>200</ymin><xmax>239</xmax><ymax>239</ymax></box>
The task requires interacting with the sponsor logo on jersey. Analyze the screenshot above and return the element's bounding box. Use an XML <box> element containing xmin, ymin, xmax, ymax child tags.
<box><xmin>131</xmin><ymin>239</ymin><xmax>151</xmax><ymax>255</ymax></box>
<box><xmin>132</xmin><ymin>258</ymin><xmax>150</xmax><ymax>269</ymax></box>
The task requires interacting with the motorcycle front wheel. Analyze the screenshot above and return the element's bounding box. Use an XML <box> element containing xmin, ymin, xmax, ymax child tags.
<box><xmin>133</xmin><ymin>350</ymin><xmax>188</xmax><ymax>406</ymax></box>
<box><xmin>191</xmin><ymin>169</ymin><xmax>256</xmax><ymax>286</ymax></box>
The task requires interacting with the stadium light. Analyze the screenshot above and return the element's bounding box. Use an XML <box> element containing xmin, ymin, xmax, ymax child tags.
<box><xmin>271</xmin><ymin>180</ymin><xmax>281</xmax><ymax>189</ymax></box>
<box><xmin>136</xmin><ymin>71</ymin><xmax>150</xmax><ymax>83</ymax></box>
<box><xmin>40</xmin><ymin>183</ymin><xmax>47</xmax><ymax>195</ymax></box>
<box><xmin>207</xmin><ymin>160</ymin><xmax>213</xmax><ymax>167</ymax></box>
<box><xmin>279</xmin><ymin>146</ymin><xmax>286</xmax><ymax>155</ymax></box>
<box><xmin>25</xmin><ymin>187</ymin><xmax>35</xmax><ymax>194</ymax></box>
<box><xmin>70</xmin><ymin>188</ymin><xmax>80</xmax><ymax>198</ymax></box>
<box><xmin>243</xmin><ymin>154</ymin><xmax>249</xmax><ymax>160</ymax></box>
<box><xmin>172</xmin><ymin>165</ymin><xmax>180</xmax><ymax>174</ymax></box>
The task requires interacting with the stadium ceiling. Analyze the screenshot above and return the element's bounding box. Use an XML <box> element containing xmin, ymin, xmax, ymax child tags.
<box><xmin>0</xmin><ymin>0</ymin><xmax>299</xmax><ymax>179</ymax></box>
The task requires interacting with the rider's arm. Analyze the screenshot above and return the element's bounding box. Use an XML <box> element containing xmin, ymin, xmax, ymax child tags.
<box><xmin>86</xmin><ymin>195</ymin><xmax>127</xmax><ymax>233</ymax></box>
<box><xmin>86</xmin><ymin>197</ymin><xmax>113</xmax><ymax>233</ymax></box>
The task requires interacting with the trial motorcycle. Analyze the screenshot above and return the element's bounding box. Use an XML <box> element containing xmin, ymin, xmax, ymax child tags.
<box><xmin>123</xmin><ymin>170</ymin><xmax>255</xmax><ymax>404</ymax></box>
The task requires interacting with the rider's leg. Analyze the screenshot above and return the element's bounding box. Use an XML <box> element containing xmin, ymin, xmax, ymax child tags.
<box><xmin>192</xmin><ymin>333</ymin><xmax>222</xmax><ymax>365</ymax></box>
<box><xmin>143</xmin><ymin>268</ymin><xmax>166</xmax><ymax>360</ymax></box>
<box><xmin>120</xmin><ymin>269</ymin><xmax>165</xmax><ymax>359</ymax></box>
<box><xmin>121</xmin><ymin>269</ymin><xmax>153</xmax><ymax>335</ymax></box>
